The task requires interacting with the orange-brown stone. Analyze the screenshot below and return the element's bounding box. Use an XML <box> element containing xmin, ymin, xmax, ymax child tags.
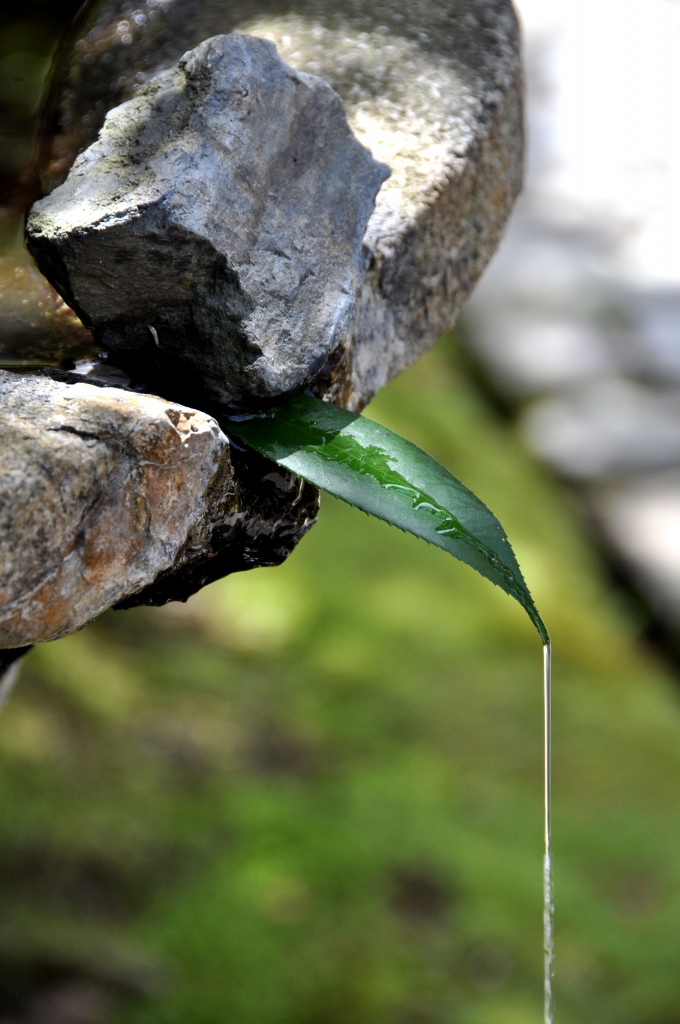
<box><xmin>0</xmin><ymin>371</ymin><xmax>318</xmax><ymax>646</ymax></box>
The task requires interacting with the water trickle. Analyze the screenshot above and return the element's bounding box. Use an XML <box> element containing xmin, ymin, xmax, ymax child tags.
<box><xmin>543</xmin><ymin>641</ymin><xmax>554</xmax><ymax>1024</ymax></box>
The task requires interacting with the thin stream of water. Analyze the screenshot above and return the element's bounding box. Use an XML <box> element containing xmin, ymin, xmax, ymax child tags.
<box><xmin>543</xmin><ymin>641</ymin><xmax>554</xmax><ymax>1023</ymax></box>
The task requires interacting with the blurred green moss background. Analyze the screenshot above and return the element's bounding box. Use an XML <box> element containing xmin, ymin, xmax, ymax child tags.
<box><xmin>3</xmin><ymin>336</ymin><xmax>680</xmax><ymax>1023</ymax></box>
<box><xmin>3</xmin><ymin>4</ymin><xmax>680</xmax><ymax>1022</ymax></box>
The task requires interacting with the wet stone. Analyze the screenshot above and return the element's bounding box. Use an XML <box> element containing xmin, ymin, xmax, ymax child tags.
<box><xmin>26</xmin><ymin>33</ymin><xmax>390</xmax><ymax>410</ymax></box>
<box><xmin>0</xmin><ymin>0</ymin><xmax>523</xmax><ymax>650</ymax></box>
<box><xmin>32</xmin><ymin>0</ymin><xmax>523</xmax><ymax>410</ymax></box>
<box><xmin>0</xmin><ymin>369</ymin><xmax>318</xmax><ymax>647</ymax></box>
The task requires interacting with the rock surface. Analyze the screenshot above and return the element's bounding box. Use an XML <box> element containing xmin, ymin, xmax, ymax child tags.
<box><xmin>0</xmin><ymin>228</ymin><xmax>97</xmax><ymax>372</ymax></box>
<box><xmin>0</xmin><ymin>0</ymin><xmax>523</xmax><ymax>650</ymax></box>
<box><xmin>0</xmin><ymin>370</ymin><xmax>318</xmax><ymax>647</ymax></box>
<box><xmin>32</xmin><ymin>0</ymin><xmax>522</xmax><ymax>411</ymax></box>
<box><xmin>27</xmin><ymin>33</ymin><xmax>390</xmax><ymax>410</ymax></box>
<box><xmin>590</xmin><ymin>472</ymin><xmax>680</xmax><ymax>622</ymax></box>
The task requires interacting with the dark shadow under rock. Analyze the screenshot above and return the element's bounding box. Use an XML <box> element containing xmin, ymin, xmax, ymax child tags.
<box><xmin>116</xmin><ymin>442</ymin><xmax>319</xmax><ymax>608</ymax></box>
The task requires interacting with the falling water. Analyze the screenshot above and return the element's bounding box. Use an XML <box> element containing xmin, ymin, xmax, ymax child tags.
<box><xmin>543</xmin><ymin>641</ymin><xmax>554</xmax><ymax>1024</ymax></box>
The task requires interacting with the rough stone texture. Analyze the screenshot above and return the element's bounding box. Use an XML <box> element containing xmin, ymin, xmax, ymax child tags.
<box><xmin>27</xmin><ymin>33</ymin><xmax>390</xmax><ymax>410</ymax></box>
<box><xmin>0</xmin><ymin>370</ymin><xmax>318</xmax><ymax>647</ymax></box>
<box><xmin>32</xmin><ymin>0</ymin><xmax>522</xmax><ymax>411</ymax></box>
<box><xmin>0</xmin><ymin>0</ymin><xmax>522</xmax><ymax>650</ymax></box>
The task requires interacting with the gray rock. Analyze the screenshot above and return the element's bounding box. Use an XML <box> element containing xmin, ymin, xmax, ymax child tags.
<box><xmin>1</xmin><ymin>0</ymin><xmax>523</xmax><ymax>651</ymax></box>
<box><xmin>0</xmin><ymin>229</ymin><xmax>98</xmax><ymax>372</ymax></box>
<box><xmin>590</xmin><ymin>472</ymin><xmax>680</xmax><ymax>623</ymax></box>
<box><xmin>520</xmin><ymin>380</ymin><xmax>680</xmax><ymax>481</ymax></box>
<box><xmin>0</xmin><ymin>370</ymin><xmax>318</xmax><ymax>647</ymax></box>
<box><xmin>0</xmin><ymin>648</ymin><xmax>31</xmax><ymax>710</ymax></box>
<box><xmin>31</xmin><ymin>0</ymin><xmax>522</xmax><ymax>411</ymax></box>
<box><xmin>26</xmin><ymin>33</ymin><xmax>390</xmax><ymax>409</ymax></box>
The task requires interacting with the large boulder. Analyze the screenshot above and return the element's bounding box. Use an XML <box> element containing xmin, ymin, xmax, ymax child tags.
<box><xmin>26</xmin><ymin>34</ymin><xmax>390</xmax><ymax>410</ymax></box>
<box><xmin>33</xmin><ymin>0</ymin><xmax>524</xmax><ymax>411</ymax></box>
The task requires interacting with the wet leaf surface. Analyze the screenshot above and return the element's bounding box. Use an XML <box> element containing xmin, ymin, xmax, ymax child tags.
<box><xmin>225</xmin><ymin>393</ymin><xmax>549</xmax><ymax>643</ymax></box>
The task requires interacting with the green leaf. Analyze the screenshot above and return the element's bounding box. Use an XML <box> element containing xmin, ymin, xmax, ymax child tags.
<box><xmin>223</xmin><ymin>394</ymin><xmax>548</xmax><ymax>644</ymax></box>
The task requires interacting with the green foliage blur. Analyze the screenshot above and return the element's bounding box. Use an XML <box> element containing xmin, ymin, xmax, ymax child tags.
<box><xmin>3</xmin><ymin>337</ymin><xmax>680</xmax><ymax>1023</ymax></box>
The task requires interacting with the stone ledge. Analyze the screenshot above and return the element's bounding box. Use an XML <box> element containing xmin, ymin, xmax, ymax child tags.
<box><xmin>0</xmin><ymin>371</ymin><xmax>317</xmax><ymax>647</ymax></box>
<box><xmin>0</xmin><ymin>0</ymin><xmax>523</xmax><ymax>650</ymax></box>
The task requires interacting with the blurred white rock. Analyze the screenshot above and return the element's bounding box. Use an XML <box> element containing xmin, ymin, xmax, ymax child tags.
<box><xmin>463</xmin><ymin>0</ymin><xmax>680</xmax><ymax>624</ymax></box>
<box><xmin>593</xmin><ymin>475</ymin><xmax>680</xmax><ymax>620</ymax></box>
<box><xmin>521</xmin><ymin>380</ymin><xmax>680</xmax><ymax>481</ymax></box>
